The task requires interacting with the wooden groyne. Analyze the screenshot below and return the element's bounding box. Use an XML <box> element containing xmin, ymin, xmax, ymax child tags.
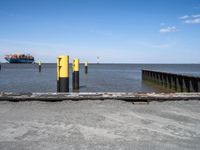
<box><xmin>142</xmin><ymin>70</ymin><xmax>200</xmax><ymax>92</ymax></box>
<box><xmin>0</xmin><ymin>92</ymin><xmax>200</xmax><ymax>102</ymax></box>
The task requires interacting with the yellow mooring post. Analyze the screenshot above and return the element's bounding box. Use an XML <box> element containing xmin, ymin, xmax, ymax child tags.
<box><xmin>57</xmin><ymin>56</ymin><xmax>69</xmax><ymax>92</ymax></box>
<box><xmin>72</xmin><ymin>58</ymin><xmax>79</xmax><ymax>90</ymax></box>
<box><xmin>38</xmin><ymin>61</ymin><xmax>42</xmax><ymax>72</ymax></box>
<box><xmin>85</xmin><ymin>61</ymin><xmax>88</xmax><ymax>74</ymax></box>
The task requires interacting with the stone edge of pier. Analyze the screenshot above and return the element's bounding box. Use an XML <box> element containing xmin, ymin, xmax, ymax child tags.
<box><xmin>0</xmin><ymin>92</ymin><xmax>200</xmax><ymax>102</ymax></box>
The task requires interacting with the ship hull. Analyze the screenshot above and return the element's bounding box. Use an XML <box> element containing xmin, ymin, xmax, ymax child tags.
<box><xmin>5</xmin><ymin>58</ymin><xmax>34</xmax><ymax>64</ymax></box>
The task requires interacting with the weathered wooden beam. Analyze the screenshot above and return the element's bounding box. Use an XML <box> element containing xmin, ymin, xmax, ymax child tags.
<box><xmin>0</xmin><ymin>92</ymin><xmax>200</xmax><ymax>102</ymax></box>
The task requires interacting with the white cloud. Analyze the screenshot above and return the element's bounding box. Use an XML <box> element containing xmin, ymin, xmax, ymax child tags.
<box><xmin>179</xmin><ymin>15</ymin><xmax>189</xmax><ymax>20</ymax></box>
<box><xmin>179</xmin><ymin>14</ymin><xmax>200</xmax><ymax>24</ymax></box>
<box><xmin>192</xmin><ymin>14</ymin><xmax>200</xmax><ymax>18</ymax></box>
<box><xmin>183</xmin><ymin>18</ymin><xmax>200</xmax><ymax>24</ymax></box>
<box><xmin>159</xmin><ymin>26</ymin><xmax>177</xmax><ymax>33</ymax></box>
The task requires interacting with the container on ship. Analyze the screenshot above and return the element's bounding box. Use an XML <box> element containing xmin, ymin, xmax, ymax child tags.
<box><xmin>4</xmin><ymin>54</ymin><xmax>35</xmax><ymax>63</ymax></box>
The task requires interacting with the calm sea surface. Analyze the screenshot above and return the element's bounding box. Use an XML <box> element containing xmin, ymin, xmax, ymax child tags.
<box><xmin>0</xmin><ymin>63</ymin><xmax>200</xmax><ymax>93</ymax></box>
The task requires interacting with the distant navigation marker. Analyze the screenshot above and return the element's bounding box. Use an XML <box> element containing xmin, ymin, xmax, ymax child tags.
<box><xmin>97</xmin><ymin>56</ymin><xmax>100</xmax><ymax>64</ymax></box>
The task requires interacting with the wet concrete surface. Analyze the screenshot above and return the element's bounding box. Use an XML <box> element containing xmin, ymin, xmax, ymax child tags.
<box><xmin>0</xmin><ymin>100</ymin><xmax>200</xmax><ymax>150</ymax></box>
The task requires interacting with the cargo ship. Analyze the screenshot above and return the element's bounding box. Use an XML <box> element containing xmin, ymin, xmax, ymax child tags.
<box><xmin>4</xmin><ymin>54</ymin><xmax>35</xmax><ymax>63</ymax></box>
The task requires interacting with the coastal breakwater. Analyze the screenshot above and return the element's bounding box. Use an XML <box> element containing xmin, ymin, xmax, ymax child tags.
<box><xmin>142</xmin><ymin>70</ymin><xmax>200</xmax><ymax>92</ymax></box>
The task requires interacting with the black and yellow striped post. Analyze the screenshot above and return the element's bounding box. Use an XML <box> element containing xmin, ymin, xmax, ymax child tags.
<box><xmin>85</xmin><ymin>61</ymin><xmax>88</xmax><ymax>74</ymax></box>
<box><xmin>72</xmin><ymin>58</ymin><xmax>79</xmax><ymax>90</ymax></box>
<box><xmin>57</xmin><ymin>56</ymin><xmax>69</xmax><ymax>92</ymax></box>
<box><xmin>38</xmin><ymin>61</ymin><xmax>42</xmax><ymax>72</ymax></box>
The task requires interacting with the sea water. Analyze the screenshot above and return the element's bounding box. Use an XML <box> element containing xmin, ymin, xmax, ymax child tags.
<box><xmin>0</xmin><ymin>63</ymin><xmax>200</xmax><ymax>93</ymax></box>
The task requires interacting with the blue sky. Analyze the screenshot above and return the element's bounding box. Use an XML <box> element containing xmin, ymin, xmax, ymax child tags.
<box><xmin>0</xmin><ymin>0</ymin><xmax>200</xmax><ymax>63</ymax></box>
